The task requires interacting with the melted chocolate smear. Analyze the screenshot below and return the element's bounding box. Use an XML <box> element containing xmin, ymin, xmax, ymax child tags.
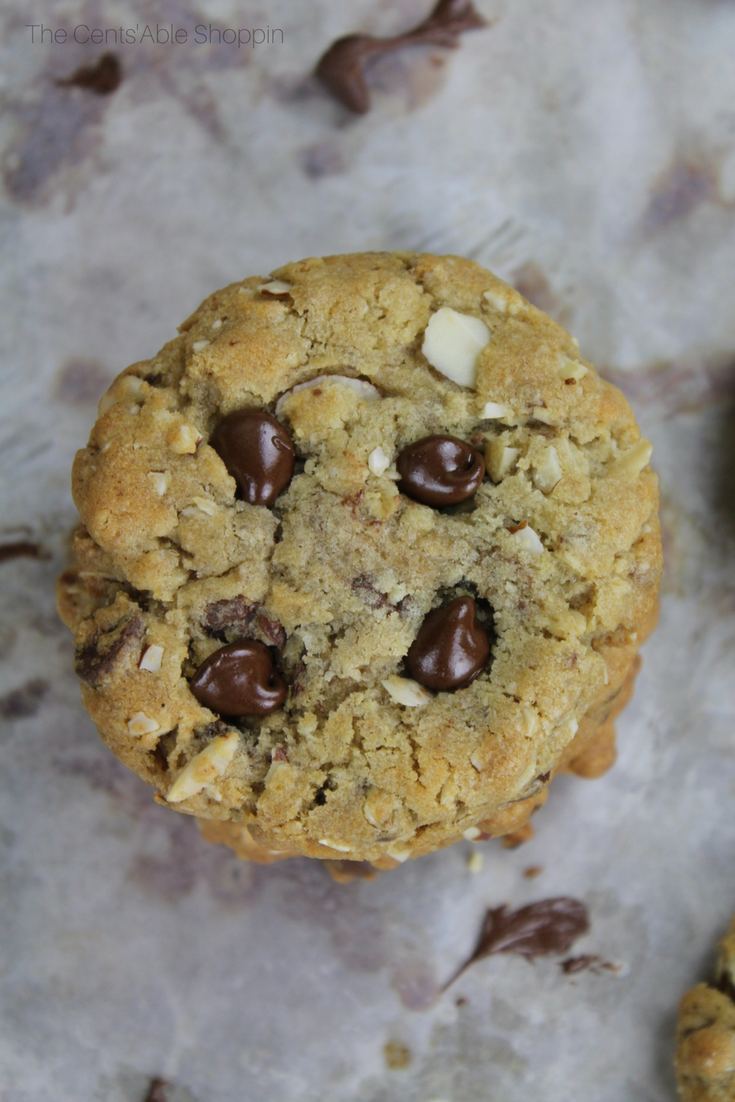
<box><xmin>560</xmin><ymin>954</ymin><xmax>618</xmax><ymax>976</ymax></box>
<box><xmin>57</xmin><ymin>53</ymin><xmax>123</xmax><ymax>95</ymax></box>
<box><xmin>0</xmin><ymin>541</ymin><xmax>47</xmax><ymax>564</ymax></box>
<box><xmin>315</xmin><ymin>0</ymin><xmax>487</xmax><ymax>113</ymax></box>
<box><xmin>144</xmin><ymin>1080</ymin><xmax>169</xmax><ymax>1102</ymax></box>
<box><xmin>445</xmin><ymin>897</ymin><xmax>589</xmax><ymax>989</ymax></box>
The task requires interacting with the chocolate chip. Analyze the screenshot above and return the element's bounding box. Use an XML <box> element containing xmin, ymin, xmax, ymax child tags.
<box><xmin>397</xmin><ymin>435</ymin><xmax>485</xmax><ymax>506</ymax></box>
<box><xmin>405</xmin><ymin>596</ymin><xmax>489</xmax><ymax>690</ymax></box>
<box><xmin>74</xmin><ymin>615</ymin><xmax>146</xmax><ymax>687</ymax></box>
<box><xmin>190</xmin><ymin>641</ymin><xmax>287</xmax><ymax>716</ymax></box>
<box><xmin>211</xmin><ymin>410</ymin><xmax>295</xmax><ymax>507</ymax></box>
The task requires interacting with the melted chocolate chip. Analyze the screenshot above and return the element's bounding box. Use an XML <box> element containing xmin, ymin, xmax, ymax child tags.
<box><xmin>397</xmin><ymin>435</ymin><xmax>485</xmax><ymax>506</ymax></box>
<box><xmin>406</xmin><ymin>597</ymin><xmax>489</xmax><ymax>690</ymax></box>
<box><xmin>211</xmin><ymin>410</ymin><xmax>295</xmax><ymax>507</ymax></box>
<box><xmin>190</xmin><ymin>641</ymin><xmax>286</xmax><ymax>716</ymax></box>
<box><xmin>315</xmin><ymin>0</ymin><xmax>487</xmax><ymax>114</ymax></box>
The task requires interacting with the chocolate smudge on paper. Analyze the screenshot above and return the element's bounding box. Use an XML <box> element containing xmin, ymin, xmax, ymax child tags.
<box><xmin>444</xmin><ymin>897</ymin><xmax>589</xmax><ymax>989</ymax></box>
<box><xmin>560</xmin><ymin>954</ymin><xmax>618</xmax><ymax>975</ymax></box>
<box><xmin>0</xmin><ymin>541</ymin><xmax>48</xmax><ymax>564</ymax></box>
<box><xmin>315</xmin><ymin>0</ymin><xmax>487</xmax><ymax>114</ymax></box>
<box><xmin>144</xmin><ymin>1080</ymin><xmax>169</xmax><ymax>1102</ymax></box>
<box><xmin>0</xmin><ymin>677</ymin><xmax>49</xmax><ymax>720</ymax></box>
<box><xmin>57</xmin><ymin>52</ymin><xmax>123</xmax><ymax>95</ymax></box>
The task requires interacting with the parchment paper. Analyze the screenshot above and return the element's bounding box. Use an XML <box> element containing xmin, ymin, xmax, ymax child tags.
<box><xmin>1</xmin><ymin>1</ymin><xmax>735</xmax><ymax>1099</ymax></box>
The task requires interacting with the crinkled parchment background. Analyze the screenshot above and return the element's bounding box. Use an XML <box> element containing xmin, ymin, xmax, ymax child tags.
<box><xmin>1</xmin><ymin>1</ymin><xmax>735</xmax><ymax>1099</ymax></box>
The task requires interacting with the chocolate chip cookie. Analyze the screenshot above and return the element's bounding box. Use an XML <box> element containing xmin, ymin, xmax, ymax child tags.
<box><xmin>676</xmin><ymin>916</ymin><xmax>735</xmax><ymax>1101</ymax></box>
<box><xmin>57</xmin><ymin>252</ymin><xmax>661</xmax><ymax>868</ymax></box>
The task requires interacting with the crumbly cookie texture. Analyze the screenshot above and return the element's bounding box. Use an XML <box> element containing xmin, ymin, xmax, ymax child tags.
<box><xmin>676</xmin><ymin>918</ymin><xmax>735</xmax><ymax>1101</ymax></box>
<box><xmin>57</xmin><ymin>252</ymin><xmax>661</xmax><ymax>866</ymax></box>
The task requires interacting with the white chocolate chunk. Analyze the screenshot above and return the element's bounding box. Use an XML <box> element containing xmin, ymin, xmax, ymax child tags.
<box><xmin>467</xmin><ymin>851</ymin><xmax>484</xmax><ymax>874</ymax></box>
<box><xmin>191</xmin><ymin>340</ymin><xmax>210</xmax><ymax>353</ymax></box>
<box><xmin>422</xmin><ymin>308</ymin><xmax>490</xmax><ymax>388</ymax></box>
<box><xmin>556</xmin><ymin>355</ymin><xmax>588</xmax><ymax>382</ymax></box>
<box><xmin>259</xmin><ymin>280</ymin><xmax>292</xmax><ymax>295</ymax></box>
<box><xmin>486</xmin><ymin>438</ymin><xmax>520</xmax><ymax>482</ymax></box>
<box><xmin>275</xmin><ymin>374</ymin><xmax>381</xmax><ymax>417</ymax></box>
<box><xmin>127</xmin><ymin>712</ymin><xmax>160</xmax><ymax>737</ymax></box>
<box><xmin>167</xmin><ymin>732</ymin><xmax>239</xmax><ymax>803</ymax></box>
<box><xmin>532</xmin><ymin>445</ymin><xmax>562</xmax><ymax>494</ymax></box>
<box><xmin>611</xmin><ymin>438</ymin><xmax>653</xmax><ymax>477</ymax></box>
<box><xmin>463</xmin><ymin>827</ymin><xmax>482</xmax><ymax>841</ymax></box>
<box><xmin>381</xmin><ymin>675</ymin><xmax>433</xmax><ymax>707</ymax></box>
<box><xmin>368</xmin><ymin>446</ymin><xmax>391</xmax><ymax>476</ymax></box>
<box><xmin>510</xmin><ymin>523</ymin><xmax>545</xmax><ymax>555</ymax></box>
<box><xmin>480</xmin><ymin>401</ymin><xmax>508</xmax><ymax>420</ymax></box>
<box><xmin>139</xmin><ymin>645</ymin><xmax>164</xmax><ymax>673</ymax></box>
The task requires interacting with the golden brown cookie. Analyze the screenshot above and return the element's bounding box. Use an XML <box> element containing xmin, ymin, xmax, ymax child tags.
<box><xmin>676</xmin><ymin>918</ymin><xmax>735</xmax><ymax>1101</ymax></box>
<box><xmin>57</xmin><ymin>252</ymin><xmax>661</xmax><ymax>867</ymax></box>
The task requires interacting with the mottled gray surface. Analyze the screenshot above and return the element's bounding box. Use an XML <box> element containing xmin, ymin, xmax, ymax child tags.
<box><xmin>1</xmin><ymin>1</ymin><xmax>735</xmax><ymax>1099</ymax></box>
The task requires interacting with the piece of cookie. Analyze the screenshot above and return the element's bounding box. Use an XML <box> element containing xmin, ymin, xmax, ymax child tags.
<box><xmin>57</xmin><ymin>252</ymin><xmax>661</xmax><ymax>867</ymax></box>
<box><xmin>676</xmin><ymin>918</ymin><xmax>735</xmax><ymax>1101</ymax></box>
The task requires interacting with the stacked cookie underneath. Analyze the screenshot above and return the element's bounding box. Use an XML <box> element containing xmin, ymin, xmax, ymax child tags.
<box><xmin>57</xmin><ymin>252</ymin><xmax>661</xmax><ymax>870</ymax></box>
<box><xmin>676</xmin><ymin>917</ymin><xmax>735</xmax><ymax>1101</ymax></box>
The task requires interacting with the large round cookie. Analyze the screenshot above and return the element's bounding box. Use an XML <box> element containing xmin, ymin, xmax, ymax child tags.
<box><xmin>57</xmin><ymin>252</ymin><xmax>661</xmax><ymax>867</ymax></box>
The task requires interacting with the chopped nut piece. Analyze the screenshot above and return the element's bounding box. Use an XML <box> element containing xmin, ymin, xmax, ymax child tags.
<box><xmin>486</xmin><ymin>438</ymin><xmax>520</xmax><ymax>482</ymax></box>
<box><xmin>211</xmin><ymin>318</ymin><xmax>223</xmax><ymax>329</ymax></box>
<box><xmin>318</xmin><ymin>839</ymin><xmax>353</xmax><ymax>853</ymax></box>
<box><xmin>510</xmin><ymin>523</ymin><xmax>544</xmax><ymax>555</ymax></box>
<box><xmin>191</xmin><ymin>340</ymin><xmax>210</xmax><ymax>353</ymax></box>
<box><xmin>167</xmin><ymin>421</ymin><xmax>201</xmax><ymax>454</ymax></box>
<box><xmin>127</xmin><ymin>712</ymin><xmax>160</xmax><ymax>736</ymax></box>
<box><xmin>611</xmin><ymin>438</ymin><xmax>653</xmax><ymax>477</ymax></box>
<box><xmin>480</xmin><ymin>401</ymin><xmax>508</xmax><ymax>420</ymax></box>
<box><xmin>166</xmin><ymin>732</ymin><xmax>239</xmax><ymax>803</ymax></box>
<box><xmin>381</xmin><ymin>675</ymin><xmax>433</xmax><ymax>707</ymax></box>
<box><xmin>464</xmin><ymin>826</ymin><xmax>482</xmax><ymax>841</ymax></box>
<box><xmin>532</xmin><ymin>445</ymin><xmax>562</xmax><ymax>494</ymax></box>
<box><xmin>468</xmin><ymin>851</ymin><xmax>484</xmax><ymax>873</ymax></box>
<box><xmin>147</xmin><ymin>472</ymin><xmax>170</xmax><ymax>496</ymax></box>
<box><xmin>368</xmin><ymin>445</ymin><xmax>391</xmax><ymax>476</ymax></box>
<box><xmin>520</xmin><ymin>704</ymin><xmax>540</xmax><ymax>738</ymax></box>
<box><xmin>422</xmin><ymin>307</ymin><xmax>490</xmax><ymax>388</ymax></box>
<box><xmin>387</xmin><ymin>845</ymin><xmax>411</xmax><ymax>863</ymax></box>
<box><xmin>259</xmin><ymin>280</ymin><xmax>292</xmax><ymax>295</ymax></box>
<box><xmin>190</xmin><ymin>495</ymin><xmax>217</xmax><ymax>515</ymax></box>
<box><xmin>483</xmin><ymin>289</ymin><xmax>507</xmax><ymax>313</ymax></box>
<box><xmin>532</xmin><ymin>408</ymin><xmax>555</xmax><ymax>425</ymax></box>
<box><xmin>556</xmin><ymin>355</ymin><xmax>588</xmax><ymax>382</ymax></box>
<box><xmin>139</xmin><ymin>645</ymin><xmax>164</xmax><ymax>673</ymax></box>
<box><xmin>297</xmin><ymin>712</ymin><xmax>318</xmax><ymax>737</ymax></box>
<box><xmin>275</xmin><ymin>374</ymin><xmax>381</xmax><ymax>417</ymax></box>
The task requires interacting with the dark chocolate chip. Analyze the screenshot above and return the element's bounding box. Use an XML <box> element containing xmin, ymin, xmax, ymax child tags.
<box><xmin>405</xmin><ymin>596</ymin><xmax>489</xmax><ymax>690</ymax></box>
<box><xmin>397</xmin><ymin>435</ymin><xmax>485</xmax><ymax>506</ymax></box>
<box><xmin>74</xmin><ymin>615</ymin><xmax>146</xmax><ymax>687</ymax></box>
<box><xmin>190</xmin><ymin>641</ymin><xmax>286</xmax><ymax>716</ymax></box>
<box><xmin>211</xmin><ymin>410</ymin><xmax>295</xmax><ymax>507</ymax></box>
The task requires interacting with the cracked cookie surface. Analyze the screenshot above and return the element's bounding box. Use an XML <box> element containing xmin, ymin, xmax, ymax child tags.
<box><xmin>57</xmin><ymin>252</ymin><xmax>661</xmax><ymax>865</ymax></box>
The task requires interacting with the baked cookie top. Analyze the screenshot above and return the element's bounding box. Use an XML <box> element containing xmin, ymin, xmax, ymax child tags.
<box><xmin>61</xmin><ymin>252</ymin><xmax>661</xmax><ymax>863</ymax></box>
<box><xmin>676</xmin><ymin>917</ymin><xmax>735</xmax><ymax>1102</ymax></box>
